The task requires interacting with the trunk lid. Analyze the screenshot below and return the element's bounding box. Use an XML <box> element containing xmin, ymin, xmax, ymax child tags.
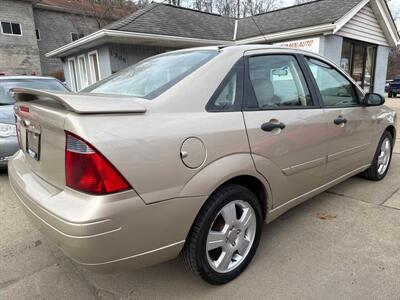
<box><xmin>13</xmin><ymin>88</ymin><xmax>146</xmax><ymax>189</ymax></box>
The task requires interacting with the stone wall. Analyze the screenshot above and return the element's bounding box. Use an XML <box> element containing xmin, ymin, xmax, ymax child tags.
<box><xmin>33</xmin><ymin>8</ymin><xmax>102</xmax><ymax>77</ymax></box>
<box><xmin>0</xmin><ymin>0</ymin><xmax>41</xmax><ymax>75</ymax></box>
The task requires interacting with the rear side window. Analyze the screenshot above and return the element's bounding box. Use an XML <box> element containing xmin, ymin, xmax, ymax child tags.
<box><xmin>306</xmin><ymin>57</ymin><xmax>359</xmax><ymax>107</ymax></box>
<box><xmin>86</xmin><ymin>50</ymin><xmax>218</xmax><ymax>100</ymax></box>
<box><xmin>248</xmin><ymin>55</ymin><xmax>312</xmax><ymax>109</ymax></box>
<box><xmin>206</xmin><ymin>59</ymin><xmax>244</xmax><ymax>112</ymax></box>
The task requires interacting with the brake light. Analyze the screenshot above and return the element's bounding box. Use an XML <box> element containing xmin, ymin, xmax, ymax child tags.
<box><xmin>65</xmin><ymin>132</ymin><xmax>131</xmax><ymax>195</ymax></box>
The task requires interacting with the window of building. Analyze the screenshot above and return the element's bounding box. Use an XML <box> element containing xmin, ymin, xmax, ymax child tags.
<box><xmin>88</xmin><ymin>51</ymin><xmax>101</xmax><ymax>84</ymax></box>
<box><xmin>340</xmin><ymin>38</ymin><xmax>377</xmax><ymax>93</ymax></box>
<box><xmin>68</xmin><ymin>58</ymin><xmax>78</xmax><ymax>92</ymax></box>
<box><xmin>71</xmin><ymin>32</ymin><xmax>84</xmax><ymax>42</ymax></box>
<box><xmin>306</xmin><ymin>57</ymin><xmax>358</xmax><ymax>107</ymax></box>
<box><xmin>1</xmin><ymin>22</ymin><xmax>22</xmax><ymax>35</ymax></box>
<box><xmin>248</xmin><ymin>55</ymin><xmax>312</xmax><ymax>108</ymax></box>
<box><xmin>35</xmin><ymin>29</ymin><xmax>40</xmax><ymax>40</ymax></box>
<box><xmin>78</xmin><ymin>55</ymin><xmax>89</xmax><ymax>89</ymax></box>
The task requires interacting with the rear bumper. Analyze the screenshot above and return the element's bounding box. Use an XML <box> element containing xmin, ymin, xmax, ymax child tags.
<box><xmin>8</xmin><ymin>151</ymin><xmax>206</xmax><ymax>273</ymax></box>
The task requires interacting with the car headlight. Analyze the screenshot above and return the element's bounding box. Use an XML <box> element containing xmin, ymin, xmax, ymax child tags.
<box><xmin>0</xmin><ymin>123</ymin><xmax>17</xmax><ymax>138</ymax></box>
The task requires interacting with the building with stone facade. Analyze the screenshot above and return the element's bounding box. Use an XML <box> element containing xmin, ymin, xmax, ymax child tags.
<box><xmin>0</xmin><ymin>0</ymin><xmax>135</xmax><ymax>78</ymax></box>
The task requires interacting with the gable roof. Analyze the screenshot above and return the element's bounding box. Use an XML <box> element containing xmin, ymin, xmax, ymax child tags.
<box><xmin>237</xmin><ymin>0</ymin><xmax>362</xmax><ymax>39</ymax></box>
<box><xmin>46</xmin><ymin>0</ymin><xmax>399</xmax><ymax>58</ymax></box>
<box><xmin>105</xmin><ymin>3</ymin><xmax>236</xmax><ymax>41</ymax></box>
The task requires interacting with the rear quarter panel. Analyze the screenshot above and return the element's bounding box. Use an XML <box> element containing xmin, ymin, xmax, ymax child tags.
<box><xmin>64</xmin><ymin>111</ymin><xmax>251</xmax><ymax>203</ymax></box>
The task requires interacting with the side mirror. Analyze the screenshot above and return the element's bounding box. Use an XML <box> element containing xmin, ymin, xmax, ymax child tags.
<box><xmin>364</xmin><ymin>93</ymin><xmax>385</xmax><ymax>106</ymax></box>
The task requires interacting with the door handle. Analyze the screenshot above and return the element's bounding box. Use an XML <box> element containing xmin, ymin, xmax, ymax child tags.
<box><xmin>261</xmin><ymin>121</ymin><xmax>286</xmax><ymax>132</ymax></box>
<box><xmin>334</xmin><ymin>116</ymin><xmax>347</xmax><ymax>125</ymax></box>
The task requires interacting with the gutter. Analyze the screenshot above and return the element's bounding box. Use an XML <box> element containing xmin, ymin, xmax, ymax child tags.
<box><xmin>235</xmin><ymin>23</ymin><xmax>336</xmax><ymax>45</ymax></box>
<box><xmin>46</xmin><ymin>29</ymin><xmax>234</xmax><ymax>58</ymax></box>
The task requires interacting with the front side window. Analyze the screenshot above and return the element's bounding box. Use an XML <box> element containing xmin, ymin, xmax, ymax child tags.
<box><xmin>306</xmin><ymin>57</ymin><xmax>359</xmax><ymax>107</ymax></box>
<box><xmin>1</xmin><ymin>22</ymin><xmax>21</xmax><ymax>35</ymax></box>
<box><xmin>86</xmin><ymin>50</ymin><xmax>218</xmax><ymax>99</ymax></box>
<box><xmin>248</xmin><ymin>55</ymin><xmax>312</xmax><ymax>109</ymax></box>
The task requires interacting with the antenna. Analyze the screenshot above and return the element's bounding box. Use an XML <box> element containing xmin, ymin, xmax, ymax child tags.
<box><xmin>250</xmin><ymin>15</ymin><xmax>268</xmax><ymax>44</ymax></box>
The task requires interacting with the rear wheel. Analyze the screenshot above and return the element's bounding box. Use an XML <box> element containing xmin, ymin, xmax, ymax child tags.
<box><xmin>361</xmin><ymin>131</ymin><xmax>393</xmax><ymax>181</ymax></box>
<box><xmin>388</xmin><ymin>92</ymin><xmax>393</xmax><ymax>98</ymax></box>
<box><xmin>182</xmin><ymin>184</ymin><xmax>263</xmax><ymax>285</ymax></box>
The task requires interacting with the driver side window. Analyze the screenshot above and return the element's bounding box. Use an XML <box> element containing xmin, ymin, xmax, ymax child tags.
<box><xmin>248</xmin><ymin>55</ymin><xmax>312</xmax><ymax>109</ymax></box>
<box><xmin>306</xmin><ymin>57</ymin><xmax>359</xmax><ymax>107</ymax></box>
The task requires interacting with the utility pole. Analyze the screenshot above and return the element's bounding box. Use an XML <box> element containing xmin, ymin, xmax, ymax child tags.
<box><xmin>237</xmin><ymin>0</ymin><xmax>240</xmax><ymax>18</ymax></box>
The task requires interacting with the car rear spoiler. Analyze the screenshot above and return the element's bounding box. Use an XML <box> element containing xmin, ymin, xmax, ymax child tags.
<box><xmin>12</xmin><ymin>88</ymin><xmax>147</xmax><ymax>114</ymax></box>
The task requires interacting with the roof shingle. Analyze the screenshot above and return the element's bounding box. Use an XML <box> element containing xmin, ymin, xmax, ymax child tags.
<box><xmin>104</xmin><ymin>0</ymin><xmax>364</xmax><ymax>41</ymax></box>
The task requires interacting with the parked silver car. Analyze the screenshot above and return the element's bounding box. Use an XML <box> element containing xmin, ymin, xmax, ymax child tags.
<box><xmin>0</xmin><ymin>76</ymin><xmax>68</xmax><ymax>167</ymax></box>
<box><xmin>8</xmin><ymin>46</ymin><xmax>395</xmax><ymax>284</ymax></box>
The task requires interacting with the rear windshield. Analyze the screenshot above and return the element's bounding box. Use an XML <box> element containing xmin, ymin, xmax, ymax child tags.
<box><xmin>85</xmin><ymin>50</ymin><xmax>218</xmax><ymax>99</ymax></box>
<box><xmin>0</xmin><ymin>78</ymin><xmax>68</xmax><ymax>105</ymax></box>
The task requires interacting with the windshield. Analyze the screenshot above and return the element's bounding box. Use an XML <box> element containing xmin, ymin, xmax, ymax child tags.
<box><xmin>0</xmin><ymin>78</ymin><xmax>68</xmax><ymax>105</ymax></box>
<box><xmin>85</xmin><ymin>50</ymin><xmax>218</xmax><ymax>99</ymax></box>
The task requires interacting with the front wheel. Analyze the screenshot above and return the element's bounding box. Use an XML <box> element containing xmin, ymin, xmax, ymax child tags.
<box><xmin>182</xmin><ymin>184</ymin><xmax>263</xmax><ymax>285</ymax></box>
<box><xmin>361</xmin><ymin>131</ymin><xmax>393</xmax><ymax>181</ymax></box>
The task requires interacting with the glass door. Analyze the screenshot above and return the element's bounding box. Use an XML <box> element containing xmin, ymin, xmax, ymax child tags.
<box><xmin>340</xmin><ymin>38</ymin><xmax>377</xmax><ymax>92</ymax></box>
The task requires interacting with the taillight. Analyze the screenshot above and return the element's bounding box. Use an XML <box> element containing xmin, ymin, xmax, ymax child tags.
<box><xmin>65</xmin><ymin>131</ymin><xmax>131</xmax><ymax>195</ymax></box>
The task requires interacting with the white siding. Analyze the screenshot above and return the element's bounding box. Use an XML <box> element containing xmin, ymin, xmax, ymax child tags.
<box><xmin>337</xmin><ymin>4</ymin><xmax>389</xmax><ymax>46</ymax></box>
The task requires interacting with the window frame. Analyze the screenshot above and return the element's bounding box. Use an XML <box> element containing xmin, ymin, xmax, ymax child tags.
<box><xmin>206</xmin><ymin>58</ymin><xmax>244</xmax><ymax>112</ymax></box>
<box><xmin>243</xmin><ymin>53</ymin><xmax>321</xmax><ymax>111</ymax></box>
<box><xmin>88</xmin><ymin>50</ymin><xmax>101</xmax><ymax>84</ymax></box>
<box><xmin>35</xmin><ymin>29</ymin><xmax>41</xmax><ymax>41</ymax></box>
<box><xmin>302</xmin><ymin>55</ymin><xmax>364</xmax><ymax>109</ymax></box>
<box><xmin>77</xmin><ymin>54</ymin><xmax>89</xmax><ymax>90</ymax></box>
<box><xmin>1</xmin><ymin>21</ymin><xmax>22</xmax><ymax>36</ymax></box>
<box><xmin>68</xmin><ymin>57</ymin><xmax>78</xmax><ymax>92</ymax></box>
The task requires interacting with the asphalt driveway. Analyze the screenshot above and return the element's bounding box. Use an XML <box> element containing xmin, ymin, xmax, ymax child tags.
<box><xmin>1</xmin><ymin>100</ymin><xmax>400</xmax><ymax>299</ymax></box>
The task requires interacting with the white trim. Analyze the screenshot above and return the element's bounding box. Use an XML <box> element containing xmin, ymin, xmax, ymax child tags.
<box><xmin>372</xmin><ymin>0</ymin><xmax>400</xmax><ymax>46</ymax></box>
<box><xmin>46</xmin><ymin>29</ymin><xmax>234</xmax><ymax>58</ymax></box>
<box><xmin>233</xmin><ymin>19</ymin><xmax>238</xmax><ymax>41</ymax></box>
<box><xmin>88</xmin><ymin>50</ymin><xmax>101</xmax><ymax>84</ymax></box>
<box><xmin>236</xmin><ymin>23</ymin><xmax>336</xmax><ymax>45</ymax></box>
<box><xmin>333</xmin><ymin>0</ymin><xmax>370</xmax><ymax>34</ymax></box>
<box><xmin>1</xmin><ymin>21</ymin><xmax>23</xmax><ymax>36</ymax></box>
<box><xmin>67</xmin><ymin>57</ymin><xmax>78</xmax><ymax>92</ymax></box>
<box><xmin>77</xmin><ymin>55</ymin><xmax>89</xmax><ymax>90</ymax></box>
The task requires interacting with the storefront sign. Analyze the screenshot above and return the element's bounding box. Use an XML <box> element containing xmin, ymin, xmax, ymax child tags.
<box><xmin>273</xmin><ymin>37</ymin><xmax>320</xmax><ymax>53</ymax></box>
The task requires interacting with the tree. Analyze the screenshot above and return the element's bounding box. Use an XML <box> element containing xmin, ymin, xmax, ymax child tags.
<box><xmin>83</xmin><ymin>0</ymin><xmax>138</xmax><ymax>28</ymax></box>
<box><xmin>192</xmin><ymin>0</ymin><xmax>281</xmax><ymax>17</ymax></box>
<box><xmin>293</xmin><ymin>0</ymin><xmax>312</xmax><ymax>4</ymax></box>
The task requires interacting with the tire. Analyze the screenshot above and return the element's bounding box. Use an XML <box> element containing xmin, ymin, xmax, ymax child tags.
<box><xmin>182</xmin><ymin>184</ymin><xmax>263</xmax><ymax>285</ymax></box>
<box><xmin>388</xmin><ymin>92</ymin><xmax>393</xmax><ymax>98</ymax></box>
<box><xmin>394</xmin><ymin>93</ymin><xmax>398</xmax><ymax>98</ymax></box>
<box><xmin>361</xmin><ymin>131</ymin><xmax>393</xmax><ymax>181</ymax></box>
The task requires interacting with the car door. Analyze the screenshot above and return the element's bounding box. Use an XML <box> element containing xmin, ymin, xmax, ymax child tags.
<box><xmin>304</xmin><ymin>56</ymin><xmax>375</xmax><ymax>182</ymax></box>
<box><xmin>242</xmin><ymin>52</ymin><xmax>330</xmax><ymax>208</ymax></box>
